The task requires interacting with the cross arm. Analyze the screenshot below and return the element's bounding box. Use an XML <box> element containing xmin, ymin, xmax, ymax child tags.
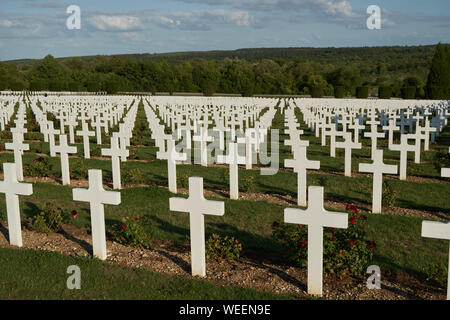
<box><xmin>422</xmin><ymin>221</ymin><xmax>450</xmax><ymax>240</ymax></box>
<box><xmin>169</xmin><ymin>197</ymin><xmax>189</xmax><ymax>213</ymax></box>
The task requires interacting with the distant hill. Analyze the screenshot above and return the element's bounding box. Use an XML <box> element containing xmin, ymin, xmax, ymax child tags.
<box><xmin>5</xmin><ymin>45</ymin><xmax>437</xmax><ymax>66</ymax></box>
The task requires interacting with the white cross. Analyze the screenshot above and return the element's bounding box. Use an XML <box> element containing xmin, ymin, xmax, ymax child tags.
<box><xmin>389</xmin><ymin>134</ymin><xmax>416</xmax><ymax>180</ymax></box>
<box><xmin>91</xmin><ymin>116</ymin><xmax>103</xmax><ymax>145</ymax></box>
<box><xmin>421</xmin><ymin>219</ymin><xmax>450</xmax><ymax>300</ymax></box>
<box><xmin>47</xmin><ymin>121</ymin><xmax>60</xmax><ymax>157</ymax></box>
<box><xmin>54</xmin><ymin>134</ymin><xmax>77</xmax><ymax>185</ymax></box>
<box><xmin>193</xmin><ymin>127</ymin><xmax>214</xmax><ymax>166</ymax></box>
<box><xmin>284</xmin><ymin>186</ymin><xmax>348</xmax><ymax>296</ymax></box>
<box><xmin>0</xmin><ymin>163</ymin><xmax>33</xmax><ymax>247</ymax></box>
<box><xmin>66</xmin><ymin>115</ymin><xmax>78</xmax><ymax>144</ymax></box>
<box><xmin>359</xmin><ymin>150</ymin><xmax>398</xmax><ymax>213</ymax></box>
<box><xmin>76</xmin><ymin>121</ymin><xmax>95</xmax><ymax>159</ymax></box>
<box><xmin>5</xmin><ymin>132</ymin><xmax>29</xmax><ymax>181</ymax></box>
<box><xmin>101</xmin><ymin>136</ymin><xmax>129</xmax><ymax>190</ymax></box>
<box><xmin>218</xmin><ymin>142</ymin><xmax>245</xmax><ymax>199</ymax></box>
<box><xmin>73</xmin><ymin>169</ymin><xmax>121</xmax><ymax>260</ymax></box>
<box><xmin>364</xmin><ymin>125</ymin><xmax>385</xmax><ymax>160</ymax></box>
<box><xmin>164</xmin><ymin>138</ymin><xmax>187</xmax><ymax>193</ymax></box>
<box><xmin>284</xmin><ymin>144</ymin><xmax>320</xmax><ymax>206</ymax></box>
<box><xmin>169</xmin><ymin>177</ymin><xmax>224</xmax><ymax>277</ymax></box>
<box><xmin>349</xmin><ymin>119</ymin><xmax>365</xmax><ymax>144</ymax></box>
<box><xmin>382</xmin><ymin>119</ymin><xmax>399</xmax><ymax>149</ymax></box>
<box><xmin>421</xmin><ymin>117</ymin><xmax>437</xmax><ymax>151</ymax></box>
<box><xmin>335</xmin><ymin>132</ymin><xmax>362</xmax><ymax>177</ymax></box>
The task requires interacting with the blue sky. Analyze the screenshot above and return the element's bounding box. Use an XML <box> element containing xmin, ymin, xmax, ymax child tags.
<box><xmin>0</xmin><ymin>0</ymin><xmax>449</xmax><ymax>61</ymax></box>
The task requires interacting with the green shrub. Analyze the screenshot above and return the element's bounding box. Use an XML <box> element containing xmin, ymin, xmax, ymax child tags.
<box><xmin>423</xmin><ymin>262</ymin><xmax>448</xmax><ymax>286</ymax></box>
<box><xmin>31</xmin><ymin>205</ymin><xmax>68</xmax><ymax>234</ymax></box>
<box><xmin>433</xmin><ymin>149</ymin><xmax>450</xmax><ymax>171</ymax></box>
<box><xmin>311</xmin><ymin>87</ymin><xmax>324</xmax><ymax>98</ymax></box>
<box><xmin>401</xmin><ymin>86</ymin><xmax>417</xmax><ymax>99</ymax></box>
<box><xmin>378</xmin><ymin>86</ymin><xmax>392</xmax><ymax>99</ymax></box>
<box><xmin>122</xmin><ymin>167</ymin><xmax>146</xmax><ymax>184</ymax></box>
<box><xmin>427</xmin><ymin>86</ymin><xmax>445</xmax><ymax>100</ymax></box>
<box><xmin>240</xmin><ymin>175</ymin><xmax>256</xmax><ymax>193</ymax></box>
<box><xmin>382</xmin><ymin>180</ymin><xmax>398</xmax><ymax>207</ymax></box>
<box><xmin>108</xmin><ymin>216</ymin><xmax>151</xmax><ymax>249</ymax></box>
<box><xmin>24</xmin><ymin>157</ymin><xmax>52</xmax><ymax>177</ymax></box>
<box><xmin>28</xmin><ymin>142</ymin><xmax>44</xmax><ymax>154</ymax></box>
<box><xmin>70</xmin><ymin>158</ymin><xmax>88</xmax><ymax>179</ymax></box>
<box><xmin>356</xmin><ymin>86</ymin><xmax>369</xmax><ymax>99</ymax></box>
<box><xmin>272</xmin><ymin>205</ymin><xmax>375</xmax><ymax>275</ymax></box>
<box><xmin>206</xmin><ymin>233</ymin><xmax>243</xmax><ymax>262</ymax></box>
<box><xmin>178</xmin><ymin>170</ymin><xmax>192</xmax><ymax>189</ymax></box>
<box><xmin>334</xmin><ymin>86</ymin><xmax>345</xmax><ymax>98</ymax></box>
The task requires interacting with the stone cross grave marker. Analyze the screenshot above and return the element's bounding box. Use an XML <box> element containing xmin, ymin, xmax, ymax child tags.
<box><xmin>364</xmin><ymin>124</ymin><xmax>385</xmax><ymax>160</ymax></box>
<box><xmin>47</xmin><ymin>121</ymin><xmax>60</xmax><ymax>157</ymax></box>
<box><xmin>218</xmin><ymin>142</ymin><xmax>245</xmax><ymax>199</ymax></box>
<box><xmin>73</xmin><ymin>169</ymin><xmax>121</xmax><ymax>260</ymax></box>
<box><xmin>76</xmin><ymin>121</ymin><xmax>95</xmax><ymax>159</ymax></box>
<box><xmin>359</xmin><ymin>150</ymin><xmax>398</xmax><ymax>213</ymax></box>
<box><xmin>54</xmin><ymin>134</ymin><xmax>77</xmax><ymax>185</ymax></box>
<box><xmin>5</xmin><ymin>132</ymin><xmax>29</xmax><ymax>181</ymax></box>
<box><xmin>335</xmin><ymin>132</ymin><xmax>362</xmax><ymax>177</ymax></box>
<box><xmin>421</xmin><ymin>219</ymin><xmax>450</xmax><ymax>300</ymax></box>
<box><xmin>101</xmin><ymin>136</ymin><xmax>129</xmax><ymax>190</ymax></box>
<box><xmin>284</xmin><ymin>144</ymin><xmax>320</xmax><ymax>206</ymax></box>
<box><xmin>165</xmin><ymin>138</ymin><xmax>187</xmax><ymax>193</ymax></box>
<box><xmin>284</xmin><ymin>186</ymin><xmax>348</xmax><ymax>296</ymax></box>
<box><xmin>389</xmin><ymin>134</ymin><xmax>416</xmax><ymax>180</ymax></box>
<box><xmin>0</xmin><ymin>163</ymin><xmax>33</xmax><ymax>247</ymax></box>
<box><xmin>169</xmin><ymin>177</ymin><xmax>224</xmax><ymax>277</ymax></box>
<box><xmin>193</xmin><ymin>127</ymin><xmax>214</xmax><ymax>166</ymax></box>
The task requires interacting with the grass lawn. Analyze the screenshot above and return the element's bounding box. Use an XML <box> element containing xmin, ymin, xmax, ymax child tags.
<box><xmin>0</xmin><ymin>246</ymin><xmax>295</xmax><ymax>300</ymax></box>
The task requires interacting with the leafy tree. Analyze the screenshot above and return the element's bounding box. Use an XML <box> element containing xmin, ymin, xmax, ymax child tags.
<box><xmin>426</xmin><ymin>43</ymin><xmax>450</xmax><ymax>99</ymax></box>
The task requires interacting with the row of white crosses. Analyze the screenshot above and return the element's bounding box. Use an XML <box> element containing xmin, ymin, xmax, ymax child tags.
<box><xmin>27</xmin><ymin>96</ymin><xmax>139</xmax><ymax>187</ymax></box>
<box><xmin>1</xmin><ymin>95</ymin><xmax>449</xmax><ymax>300</ymax></box>
<box><xmin>143</xmin><ymin>98</ymin><xmax>277</xmax><ymax>197</ymax></box>
<box><xmin>0</xmin><ymin>162</ymin><xmax>120</xmax><ymax>261</ymax></box>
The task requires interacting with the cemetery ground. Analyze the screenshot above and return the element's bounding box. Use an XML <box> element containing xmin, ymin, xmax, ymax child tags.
<box><xmin>0</xmin><ymin>99</ymin><xmax>449</xmax><ymax>300</ymax></box>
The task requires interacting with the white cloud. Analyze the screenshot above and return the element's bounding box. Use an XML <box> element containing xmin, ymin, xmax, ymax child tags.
<box><xmin>149</xmin><ymin>9</ymin><xmax>254</xmax><ymax>30</ymax></box>
<box><xmin>89</xmin><ymin>15</ymin><xmax>143</xmax><ymax>32</ymax></box>
<box><xmin>0</xmin><ymin>19</ymin><xmax>16</xmax><ymax>28</ymax></box>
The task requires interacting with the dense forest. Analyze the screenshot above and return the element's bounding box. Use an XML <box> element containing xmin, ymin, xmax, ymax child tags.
<box><xmin>1</xmin><ymin>44</ymin><xmax>449</xmax><ymax>98</ymax></box>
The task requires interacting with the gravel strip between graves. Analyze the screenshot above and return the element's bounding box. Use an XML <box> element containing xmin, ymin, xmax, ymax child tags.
<box><xmin>0</xmin><ymin>222</ymin><xmax>445</xmax><ymax>300</ymax></box>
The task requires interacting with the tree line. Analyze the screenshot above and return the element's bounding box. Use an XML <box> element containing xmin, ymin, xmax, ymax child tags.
<box><xmin>0</xmin><ymin>44</ymin><xmax>449</xmax><ymax>99</ymax></box>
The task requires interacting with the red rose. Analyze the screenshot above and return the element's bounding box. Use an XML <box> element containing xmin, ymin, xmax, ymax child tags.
<box><xmin>122</xmin><ymin>224</ymin><xmax>127</xmax><ymax>230</ymax></box>
<box><xmin>298</xmin><ymin>224</ymin><xmax>302</xmax><ymax>228</ymax></box>
<box><xmin>301</xmin><ymin>241</ymin><xmax>308</xmax><ymax>248</ymax></box>
<box><xmin>134</xmin><ymin>217</ymin><xmax>139</xmax><ymax>221</ymax></box>
<box><xmin>331</xmin><ymin>237</ymin><xmax>337</xmax><ymax>241</ymax></box>
<box><xmin>349</xmin><ymin>240</ymin><xmax>355</xmax><ymax>246</ymax></box>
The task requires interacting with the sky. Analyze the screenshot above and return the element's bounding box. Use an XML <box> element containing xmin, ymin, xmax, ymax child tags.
<box><xmin>0</xmin><ymin>0</ymin><xmax>449</xmax><ymax>61</ymax></box>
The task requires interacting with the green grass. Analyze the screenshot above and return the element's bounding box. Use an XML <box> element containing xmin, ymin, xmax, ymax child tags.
<box><xmin>0</xmin><ymin>246</ymin><xmax>295</xmax><ymax>300</ymax></box>
<box><xmin>1</xmin><ymin>181</ymin><xmax>447</xmax><ymax>288</ymax></box>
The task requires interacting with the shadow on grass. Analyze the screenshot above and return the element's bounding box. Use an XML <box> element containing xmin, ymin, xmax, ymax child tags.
<box><xmin>372</xmin><ymin>254</ymin><xmax>444</xmax><ymax>299</ymax></box>
<box><xmin>396</xmin><ymin>199</ymin><xmax>449</xmax><ymax>220</ymax></box>
<box><xmin>155</xmin><ymin>249</ymin><xmax>191</xmax><ymax>274</ymax></box>
<box><xmin>58</xmin><ymin>227</ymin><xmax>92</xmax><ymax>255</ymax></box>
